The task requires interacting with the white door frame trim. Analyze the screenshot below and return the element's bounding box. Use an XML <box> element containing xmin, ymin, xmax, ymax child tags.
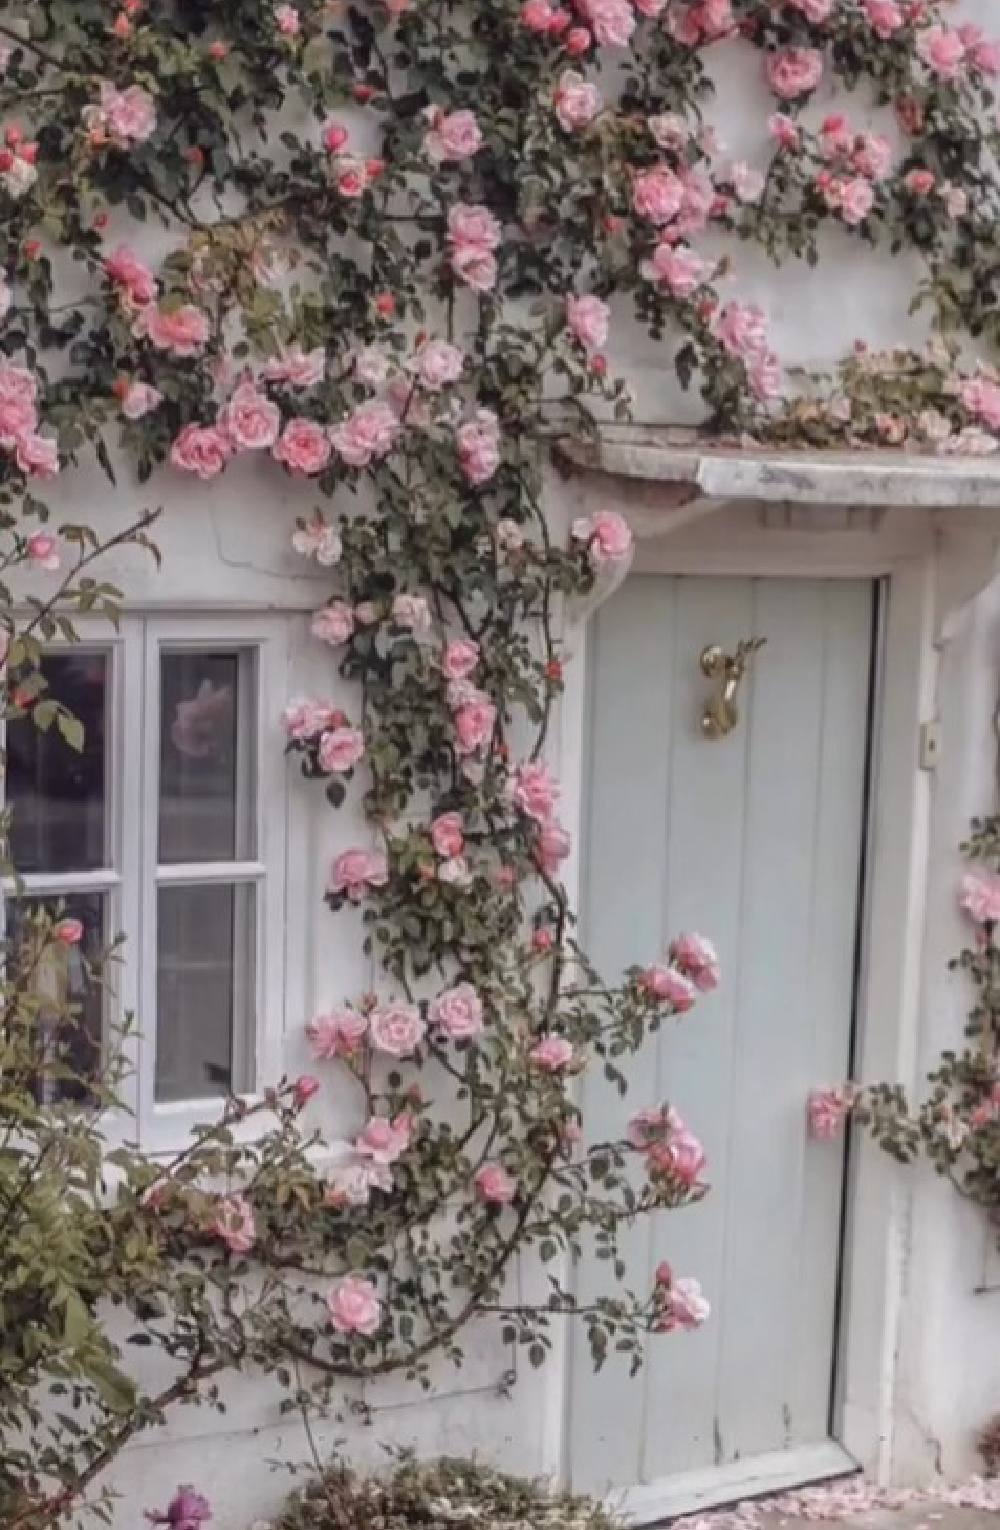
<box><xmin>547</xmin><ymin>495</ymin><xmax>1000</xmax><ymax>1506</ymax></box>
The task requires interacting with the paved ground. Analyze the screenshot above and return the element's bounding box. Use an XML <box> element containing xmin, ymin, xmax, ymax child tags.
<box><xmin>759</xmin><ymin>1511</ymin><xmax>995</xmax><ymax>1530</ymax></box>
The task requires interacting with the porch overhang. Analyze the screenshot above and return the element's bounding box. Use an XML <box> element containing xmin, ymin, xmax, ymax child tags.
<box><xmin>555</xmin><ymin>425</ymin><xmax>1000</xmax><ymax>511</ymax></box>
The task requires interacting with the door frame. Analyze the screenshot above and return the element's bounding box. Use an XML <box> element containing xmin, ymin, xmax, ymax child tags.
<box><xmin>543</xmin><ymin>497</ymin><xmax>971</xmax><ymax>1509</ymax></box>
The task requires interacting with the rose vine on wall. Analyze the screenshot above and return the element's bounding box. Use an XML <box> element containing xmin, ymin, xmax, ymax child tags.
<box><xmin>3</xmin><ymin>0</ymin><xmax>1000</xmax><ymax>1526</ymax></box>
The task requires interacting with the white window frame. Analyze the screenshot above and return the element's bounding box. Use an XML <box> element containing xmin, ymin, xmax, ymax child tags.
<box><xmin>3</xmin><ymin>611</ymin><xmax>290</xmax><ymax>1151</ymax></box>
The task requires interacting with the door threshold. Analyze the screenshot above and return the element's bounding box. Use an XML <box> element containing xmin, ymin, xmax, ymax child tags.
<box><xmin>608</xmin><ymin>1441</ymin><xmax>860</xmax><ymax>1525</ymax></box>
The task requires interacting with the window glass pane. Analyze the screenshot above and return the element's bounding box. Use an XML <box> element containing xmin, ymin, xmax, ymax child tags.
<box><xmin>5</xmin><ymin>893</ymin><xmax>106</xmax><ymax>1106</ymax></box>
<box><xmin>6</xmin><ymin>653</ymin><xmax>109</xmax><ymax>874</ymax></box>
<box><xmin>154</xmin><ymin>881</ymin><xmax>254</xmax><ymax>1103</ymax></box>
<box><xmin>158</xmin><ymin>649</ymin><xmax>255</xmax><ymax>864</ymax></box>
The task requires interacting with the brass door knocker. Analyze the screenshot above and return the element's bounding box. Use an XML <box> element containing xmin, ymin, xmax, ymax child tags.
<box><xmin>700</xmin><ymin>638</ymin><xmax>766</xmax><ymax>740</ymax></box>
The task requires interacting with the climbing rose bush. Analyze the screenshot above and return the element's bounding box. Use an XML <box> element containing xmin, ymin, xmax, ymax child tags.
<box><xmin>5</xmin><ymin>0</ymin><xmax>1000</xmax><ymax>1525</ymax></box>
<box><xmin>808</xmin><ymin>821</ymin><xmax>1000</xmax><ymax>1233</ymax></box>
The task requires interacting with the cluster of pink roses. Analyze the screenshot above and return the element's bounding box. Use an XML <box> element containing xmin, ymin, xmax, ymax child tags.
<box><xmin>653</xmin><ymin>1261</ymin><xmax>710</xmax><ymax>1332</ymax></box>
<box><xmin>770</xmin><ymin>113</ymin><xmax>894</xmax><ymax>230</ymax></box>
<box><xmin>807</xmin><ymin>1087</ymin><xmax>855</xmax><ymax>1140</ymax></box>
<box><xmin>959</xmin><ymin>864</ymin><xmax>1000</xmax><ymax>925</ymax></box>
<box><xmin>281</xmin><ymin>697</ymin><xmax>365</xmax><ymax>777</ymax></box>
<box><xmin>638</xmin><ymin>932</ymin><xmax>719</xmax><ymax>1010</ymax></box>
<box><xmin>627</xmin><ymin>1104</ymin><xmax>707</xmax><ymax>1187</ymax></box>
<box><xmin>447</xmin><ymin>204</ymin><xmax>502</xmax><ymax>292</ymax></box>
<box><xmin>0</xmin><ymin>364</ymin><xmax>60</xmax><ymax>480</ymax></box>
<box><xmin>915</xmin><ymin>22</ymin><xmax>1000</xmax><ymax>80</ymax></box>
<box><xmin>0</xmin><ymin>123</ymin><xmax>38</xmax><ymax>199</ymax></box>
<box><xmin>713</xmin><ymin>302</ymin><xmax>781</xmax><ymax>401</ymax></box>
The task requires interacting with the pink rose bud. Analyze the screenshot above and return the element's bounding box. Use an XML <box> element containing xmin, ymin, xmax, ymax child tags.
<box><xmin>322</xmin><ymin>121</ymin><xmax>350</xmax><ymax>153</ymax></box>
<box><xmin>566</xmin><ymin>26</ymin><xmax>592</xmax><ymax>53</ymax></box>
<box><xmin>54</xmin><ymin>917</ymin><xmax>84</xmax><ymax>945</ymax></box>
<box><xmin>292</xmin><ymin>1075</ymin><xmax>321</xmax><ymax>1106</ymax></box>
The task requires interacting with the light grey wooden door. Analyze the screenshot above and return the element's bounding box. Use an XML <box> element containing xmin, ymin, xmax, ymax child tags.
<box><xmin>567</xmin><ymin>575</ymin><xmax>876</xmax><ymax>1520</ymax></box>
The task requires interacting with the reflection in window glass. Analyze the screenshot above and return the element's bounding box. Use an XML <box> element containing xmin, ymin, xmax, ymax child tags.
<box><xmin>158</xmin><ymin>650</ymin><xmax>255</xmax><ymax>865</ymax></box>
<box><xmin>155</xmin><ymin>882</ymin><xmax>254</xmax><ymax>1103</ymax></box>
<box><xmin>6</xmin><ymin>894</ymin><xmax>106</xmax><ymax>1105</ymax></box>
<box><xmin>6</xmin><ymin>653</ymin><xmax>108</xmax><ymax>874</ymax></box>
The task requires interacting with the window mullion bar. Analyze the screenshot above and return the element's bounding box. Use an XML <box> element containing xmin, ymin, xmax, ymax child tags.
<box><xmin>154</xmin><ymin>860</ymin><xmax>266</xmax><ymax>886</ymax></box>
<box><xmin>4</xmin><ymin>869</ymin><xmax>123</xmax><ymax>896</ymax></box>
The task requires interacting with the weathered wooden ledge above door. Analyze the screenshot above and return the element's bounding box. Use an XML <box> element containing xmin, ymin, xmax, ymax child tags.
<box><xmin>553</xmin><ymin>425</ymin><xmax>1000</xmax><ymax>643</ymax></box>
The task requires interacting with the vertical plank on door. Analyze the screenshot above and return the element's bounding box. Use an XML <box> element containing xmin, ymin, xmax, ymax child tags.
<box><xmin>713</xmin><ymin>579</ymin><xmax>834</xmax><ymax>1464</ymax></box>
<box><xmin>639</xmin><ymin>576</ymin><xmax>755</xmax><ymax>1483</ymax></box>
<box><xmin>791</xmin><ymin>580</ymin><xmax>875</xmax><ymax>1441</ymax></box>
<box><xmin>567</xmin><ymin>576</ymin><xmax>678</xmax><ymax>1494</ymax></box>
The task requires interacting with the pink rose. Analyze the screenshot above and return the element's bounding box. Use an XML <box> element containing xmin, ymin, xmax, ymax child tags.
<box><xmin>475</xmin><ymin>1162</ymin><xmax>517</xmax><ymax>1203</ymax></box>
<box><xmin>135</xmin><ymin>304</ymin><xmax>210</xmax><ymax>356</ymax></box>
<box><xmin>450</xmin><ymin>243</ymin><xmax>498</xmax><ymax>292</ymax></box>
<box><xmin>415</xmin><ymin>339</ymin><xmax>464</xmax><ymax>389</ymax></box>
<box><xmin>275</xmin><ymin>4</ymin><xmax>301</xmax><ymax>34</ymax></box>
<box><xmin>14</xmin><ymin>432</ymin><xmax>58</xmax><ymax>479</ymax></box>
<box><xmin>576</xmin><ymin>0</ymin><xmax>635</xmax><ymax>46</ymax></box>
<box><xmin>529</xmin><ymin>1034</ymin><xmax>575</xmax><ymax>1071</ymax></box>
<box><xmin>655</xmin><ymin>1124</ymin><xmax>707</xmax><ymax>1186</ymax></box>
<box><xmin>714</xmin><ymin>302</ymin><xmax>768</xmax><ymax>359</ymax></box>
<box><xmin>330</xmin><ymin>400</ymin><xmax>400</xmax><ymax>467</ymax></box>
<box><xmin>86</xmin><ymin>82</ymin><xmax>157</xmax><ymax>144</ymax></box>
<box><xmin>838</xmin><ymin>177</ymin><xmax>875</xmax><ymax>227</ymax></box>
<box><xmin>146</xmin><ymin>1486</ymin><xmax>211</xmax><ymax>1530</ymax></box>
<box><xmin>640</xmin><ymin>965</ymin><xmax>697</xmax><ymax>1011</ymax></box>
<box><xmin>392</xmin><ymin>593</ymin><xmax>432</xmax><ymax>632</ymax></box>
<box><xmin>669</xmin><ymin>933</ymin><xmax>719</xmax><ymax>991</ymax></box>
<box><xmin>853</xmin><ymin>134</ymin><xmax>893</xmax><ymax>180</ymax></box>
<box><xmin>54</xmin><ymin>917</ymin><xmax>85</xmax><ymax>944</ymax></box>
<box><xmin>368</xmin><ymin>1002</ymin><xmax>426</xmax><ymax>1056</ymax></box>
<box><xmin>863</xmin><ymin>0</ymin><xmax>903</xmax><ymax>37</ymax></box>
<box><xmin>272</xmin><ymin>417</ymin><xmax>331</xmax><ymax>476</ymax></box>
<box><xmin>424</xmin><ymin>108</ymin><xmax>483</xmax><ymax>163</ymax></box>
<box><xmin>324</xmin><ymin>1160</ymin><xmax>393</xmax><ymax>1207</ymax></box>
<box><xmin>262</xmin><ymin>346</ymin><xmax>326</xmax><ymax>387</ymax></box>
<box><xmin>438</xmin><ymin>855</ymin><xmax>472</xmax><ymax>886</ymax></box>
<box><xmin>571</xmin><ymin>509</ymin><xmax>632</xmax><ymax>566</ymax></box>
<box><xmin>453</xmin><ymin>693</ymin><xmax>496</xmax><ymax>755</ymax></box>
<box><xmin>122</xmin><ymin>381</ymin><xmax>163</xmax><ymax>420</ymax></box>
<box><xmin>103</xmin><ymin>245</ymin><xmax>157</xmax><ymax>306</ymax></box>
<box><xmin>807</xmin><ymin>1087</ymin><xmax>854</xmax><ymax>1140</ymax></box>
<box><xmin>0</xmin><ymin>364</ymin><xmax>37</xmax><ymax>410</ymax></box>
<box><xmin>292</xmin><ymin>1074</ymin><xmax>320</xmax><ymax>1106</ymax></box>
<box><xmin>311</xmin><ymin>601</ymin><xmax>356</xmax><ymax>646</ymax></box>
<box><xmin>429</xmin><ymin>981</ymin><xmax>484</xmax><ymax>1040</ymax></box>
<box><xmin>441</xmin><ymin>639</ymin><xmax>479</xmax><ymax>681</ymax></box>
<box><xmin>554</xmin><ymin>70</ymin><xmax>602</xmax><ymax>132</ymax></box>
<box><xmin>959</xmin><ymin>866</ymin><xmax>1000</xmax><ymax>923</ymax></box>
<box><xmin>447</xmin><ymin>204</ymin><xmax>502</xmax><ymax>250</ymax></box>
<box><xmin>169</xmin><ymin>423</ymin><xmax>233</xmax><ymax>480</ymax></box>
<box><xmin>456</xmin><ymin>410</ymin><xmax>501</xmax><ymax>485</ymax></box>
<box><xmin>632</xmin><ymin>166</ymin><xmax>683</xmax><ymax>225</ymax></box>
<box><xmin>281</xmin><ymin>698</ymin><xmax>339</xmax><ymax>739</ymax></box>
<box><xmin>356</xmin><ymin>1112</ymin><xmax>412</xmax><ymax>1164</ymax></box>
<box><xmin>536</xmin><ymin>820</ymin><xmax>571</xmax><ymax>874</ymax></box>
<box><xmin>916</xmin><ymin>25</ymin><xmax>966</xmax><ymax>79</ymax></box>
<box><xmin>960</xmin><ymin>378</ymin><xmax>1000</xmax><ymax>430</ymax></box>
<box><xmin>655</xmin><ymin>1275</ymin><xmax>710</xmax><ymax>1332</ymax></box>
<box><xmin>768</xmin><ymin>113</ymin><xmax>800</xmax><ymax>149</ymax></box>
<box><xmin>626</xmin><ymin>1105</ymin><xmax>676</xmax><ymax>1152</ymax></box>
<box><xmin>209</xmin><ymin>1193</ymin><xmax>255</xmax><ymax>1255</ymax></box>
<box><xmin>326</xmin><ymin>1274</ymin><xmax>382</xmax><ymax>1335</ymax></box>
<box><xmin>307</xmin><ymin>1007</ymin><xmax>369</xmax><ymax>1059</ymax></box>
<box><xmin>219</xmin><ymin>382</ymin><xmax>281</xmax><ymax>450</ymax></box>
<box><xmin>509</xmin><ymin>760</ymin><xmax>560</xmax><ymax>823</ymax></box>
<box><xmin>787</xmin><ymin>0</ymin><xmax>832</xmax><ymax>19</ymax></box>
<box><xmin>328</xmin><ymin>847</ymin><xmax>389</xmax><ymax>901</ymax></box>
<box><xmin>292</xmin><ymin>518</ymin><xmax>342</xmax><ymax>564</ymax></box>
<box><xmin>431</xmin><ymin>813</ymin><xmax>464</xmax><ymax>858</ymax></box>
<box><xmin>566</xmin><ymin>294</ymin><xmax>610</xmax><ymax>351</ymax></box>
<box><xmin>640</xmin><ymin>242</ymin><xmax>709</xmax><ymax>296</ymax></box>
<box><xmin>765</xmin><ymin>47</ymin><xmax>824</xmax><ymax>100</ymax></box>
<box><xmin>318</xmin><ymin>726</ymin><xmax>365</xmax><ymax>773</ymax></box>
